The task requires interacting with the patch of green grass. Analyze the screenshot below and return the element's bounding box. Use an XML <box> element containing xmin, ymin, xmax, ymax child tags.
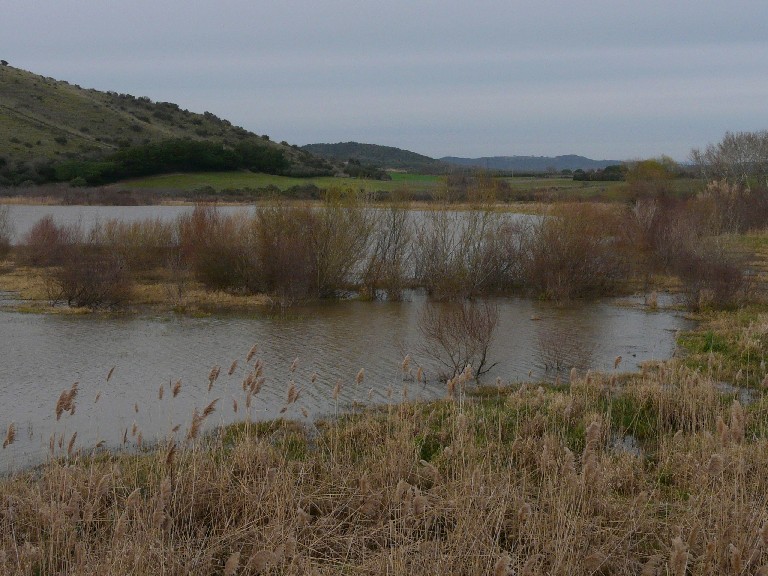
<box><xmin>603</xmin><ymin>394</ymin><xmax>659</xmax><ymax>445</ymax></box>
<box><xmin>122</xmin><ymin>171</ymin><xmax>441</xmax><ymax>194</ymax></box>
<box><xmin>677</xmin><ymin>308</ymin><xmax>768</xmax><ymax>388</ymax></box>
<box><xmin>678</xmin><ymin>330</ymin><xmax>730</xmax><ymax>354</ymax></box>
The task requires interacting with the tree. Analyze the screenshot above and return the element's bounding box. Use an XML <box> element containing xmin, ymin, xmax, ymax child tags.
<box><xmin>691</xmin><ymin>130</ymin><xmax>768</xmax><ymax>189</ymax></box>
<box><xmin>624</xmin><ymin>157</ymin><xmax>678</xmax><ymax>198</ymax></box>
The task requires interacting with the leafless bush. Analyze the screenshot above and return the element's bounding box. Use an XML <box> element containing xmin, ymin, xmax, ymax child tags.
<box><xmin>49</xmin><ymin>248</ymin><xmax>133</xmax><ymax>309</ymax></box>
<box><xmin>18</xmin><ymin>215</ymin><xmax>78</xmax><ymax>267</ymax></box>
<box><xmin>312</xmin><ymin>190</ymin><xmax>375</xmax><ymax>297</ymax></box>
<box><xmin>691</xmin><ymin>130</ymin><xmax>768</xmax><ymax>189</ymax></box>
<box><xmin>676</xmin><ymin>240</ymin><xmax>749</xmax><ymax>310</ymax></box>
<box><xmin>521</xmin><ymin>204</ymin><xmax>631</xmax><ymax>300</ymax></box>
<box><xmin>414</xmin><ymin>207</ymin><xmax>513</xmax><ymax>299</ymax></box>
<box><xmin>0</xmin><ymin>205</ymin><xmax>12</xmax><ymax>259</ymax></box>
<box><xmin>255</xmin><ymin>203</ymin><xmax>318</xmax><ymax>306</ymax></box>
<box><xmin>362</xmin><ymin>204</ymin><xmax>412</xmax><ymax>300</ymax></box>
<box><xmin>417</xmin><ymin>299</ymin><xmax>498</xmax><ymax>380</ymax></box>
<box><xmin>93</xmin><ymin>217</ymin><xmax>176</xmax><ymax>271</ymax></box>
<box><xmin>177</xmin><ymin>204</ymin><xmax>256</xmax><ymax>292</ymax></box>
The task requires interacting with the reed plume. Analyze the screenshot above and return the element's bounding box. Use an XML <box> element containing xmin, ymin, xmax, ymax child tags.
<box><xmin>248</xmin><ymin>550</ymin><xmax>277</xmax><ymax>573</ymax></box>
<box><xmin>224</xmin><ymin>551</ymin><xmax>240</xmax><ymax>576</ymax></box>
<box><xmin>286</xmin><ymin>381</ymin><xmax>299</xmax><ymax>404</ymax></box>
<box><xmin>55</xmin><ymin>382</ymin><xmax>79</xmax><ymax>420</ymax></box>
<box><xmin>228</xmin><ymin>360</ymin><xmax>238</xmax><ymax>376</ymax></box>
<box><xmin>493</xmin><ymin>553</ymin><xmax>512</xmax><ymax>576</ymax></box>
<box><xmin>208</xmin><ymin>365</ymin><xmax>221</xmax><ymax>391</ymax></box>
<box><xmin>187</xmin><ymin>409</ymin><xmax>203</xmax><ymax>441</ymax></box>
<box><xmin>246</xmin><ymin>343</ymin><xmax>258</xmax><ymax>363</ymax></box>
<box><xmin>67</xmin><ymin>432</ymin><xmax>78</xmax><ymax>458</ymax></box>
<box><xmin>202</xmin><ymin>398</ymin><xmax>219</xmax><ymax>418</ymax></box>
<box><xmin>669</xmin><ymin>536</ymin><xmax>688</xmax><ymax>576</ymax></box>
<box><xmin>2</xmin><ymin>423</ymin><xmax>16</xmax><ymax>449</ymax></box>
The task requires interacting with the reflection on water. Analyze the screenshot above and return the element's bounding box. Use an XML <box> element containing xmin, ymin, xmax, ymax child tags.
<box><xmin>5</xmin><ymin>204</ymin><xmax>253</xmax><ymax>243</ymax></box>
<box><xmin>0</xmin><ymin>291</ymin><xmax>692</xmax><ymax>469</ymax></box>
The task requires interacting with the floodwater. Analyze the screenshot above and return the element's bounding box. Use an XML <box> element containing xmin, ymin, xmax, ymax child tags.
<box><xmin>0</xmin><ymin>290</ymin><xmax>692</xmax><ymax>470</ymax></box>
<box><xmin>0</xmin><ymin>204</ymin><xmax>694</xmax><ymax>469</ymax></box>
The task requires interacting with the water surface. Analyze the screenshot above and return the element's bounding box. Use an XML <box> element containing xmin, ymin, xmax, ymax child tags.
<box><xmin>0</xmin><ymin>291</ymin><xmax>691</xmax><ymax>470</ymax></box>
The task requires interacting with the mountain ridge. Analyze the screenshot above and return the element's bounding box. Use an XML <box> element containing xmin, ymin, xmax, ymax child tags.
<box><xmin>440</xmin><ymin>154</ymin><xmax>623</xmax><ymax>172</ymax></box>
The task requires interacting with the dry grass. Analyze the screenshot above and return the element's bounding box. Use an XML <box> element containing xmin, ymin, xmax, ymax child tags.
<box><xmin>2</xmin><ymin>346</ymin><xmax>768</xmax><ymax>574</ymax></box>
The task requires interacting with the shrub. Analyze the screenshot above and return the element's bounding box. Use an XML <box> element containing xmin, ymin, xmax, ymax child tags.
<box><xmin>417</xmin><ymin>299</ymin><xmax>499</xmax><ymax>380</ymax></box>
<box><xmin>521</xmin><ymin>204</ymin><xmax>631</xmax><ymax>300</ymax></box>
<box><xmin>414</xmin><ymin>207</ymin><xmax>513</xmax><ymax>299</ymax></box>
<box><xmin>177</xmin><ymin>205</ymin><xmax>256</xmax><ymax>292</ymax></box>
<box><xmin>254</xmin><ymin>203</ymin><xmax>318</xmax><ymax>305</ymax></box>
<box><xmin>49</xmin><ymin>248</ymin><xmax>132</xmax><ymax>309</ymax></box>
<box><xmin>0</xmin><ymin>205</ymin><xmax>12</xmax><ymax>259</ymax></box>
<box><xmin>362</xmin><ymin>204</ymin><xmax>412</xmax><ymax>300</ymax></box>
<box><xmin>19</xmin><ymin>215</ymin><xmax>73</xmax><ymax>267</ymax></box>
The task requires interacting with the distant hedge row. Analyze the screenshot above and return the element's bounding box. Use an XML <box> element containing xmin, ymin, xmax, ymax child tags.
<box><xmin>53</xmin><ymin>139</ymin><xmax>289</xmax><ymax>185</ymax></box>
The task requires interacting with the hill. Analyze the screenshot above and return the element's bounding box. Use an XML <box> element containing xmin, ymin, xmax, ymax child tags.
<box><xmin>301</xmin><ymin>142</ymin><xmax>448</xmax><ymax>173</ymax></box>
<box><xmin>0</xmin><ymin>64</ymin><xmax>335</xmax><ymax>185</ymax></box>
<box><xmin>440</xmin><ymin>154</ymin><xmax>623</xmax><ymax>173</ymax></box>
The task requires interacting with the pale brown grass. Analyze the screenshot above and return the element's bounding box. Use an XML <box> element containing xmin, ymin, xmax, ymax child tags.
<box><xmin>2</xmin><ymin>355</ymin><xmax>768</xmax><ymax>574</ymax></box>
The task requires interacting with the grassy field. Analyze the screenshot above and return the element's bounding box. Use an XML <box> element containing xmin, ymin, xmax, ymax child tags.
<box><xmin>119</xmin><ymin>171</ymin><xmax>443</xmax><ymax>195</ymax></box>
<box><xmin>116</xmin><ymin>171</ymin><xmax>704</xmax><ymax>204</ymax></box>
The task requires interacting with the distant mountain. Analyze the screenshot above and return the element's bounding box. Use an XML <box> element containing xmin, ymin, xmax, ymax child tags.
<box><xmin>440</xmin><ymin>155</ymin><xmax>623</xmax><ymax>172</ymax></box>
<box><xmin>301</xmin><ymin>142</ymin><xmax>448</xmax><ymax>173</ymax></box>
<box><xmin>0</xmin><ymin>64</ymin><xmax>336</xmax><ymax>185</ymax></box>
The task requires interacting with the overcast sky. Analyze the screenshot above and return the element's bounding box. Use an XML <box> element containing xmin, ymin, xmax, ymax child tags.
<box><xmin>2</xmin><ymin>1</ymin><xmax>767</xmax><ymax>161</ymax></box>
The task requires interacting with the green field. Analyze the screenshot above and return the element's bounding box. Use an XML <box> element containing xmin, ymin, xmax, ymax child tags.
<box><xmin>114</xmin><ymin>171</ymin><xmax>704</xmax><ymax>203</ymax></box>
<box><xmin>119</xmin><ymin>171</ymin><xmax>442</xmax><ymax>194</ymax></box>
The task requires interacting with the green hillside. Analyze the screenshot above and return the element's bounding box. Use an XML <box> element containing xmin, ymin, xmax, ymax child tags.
<box><xmin>301</xmin><ymin>142</ymin><xmax>448</xmax><ymax>173</ymax></box>
<box><xmin>0</xmin><ymin>64</ymin><xmax>335</xmax><ymax>185</ymax></box>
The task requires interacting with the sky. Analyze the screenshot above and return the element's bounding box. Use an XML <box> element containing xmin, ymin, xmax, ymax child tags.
<box><xmin>2</xmin><ymin>1</ymin><xmax>767</xmax><ymax>161</ymax></box>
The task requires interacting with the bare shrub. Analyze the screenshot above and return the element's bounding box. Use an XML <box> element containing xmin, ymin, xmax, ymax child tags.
<box><xmin>676</xmin><ymin>240</ymin><xmax>749</xmax><ymax>310</ymax></box>
<box><xmin>93</xmin><ymin>217</ymin><xmax>176</xmax><ymax>271</ymax></box>
<box><xmin>49</xmin><ymin>248</ymin><xmax>133</xmax><ymax>309</ymax></box>
<box><xmin>417</xmin><ymin>299</ymin><xmax>498</xmax><ymax>380</ymax></box>
<box><xmin>312</xmin><ymin>190</ymin><xmax>375</xmax><ymax>297</ymax></box>
<box><xmin>177</xmin><ymin>204</ymin><xmax>256</xmax><ymax>292</ymax></box>
<box><xmin>362</xmin><ymin>203</ymin><xmax>412</xmax><ymax>300</ymax></box>
<box><xmin>0</xmin><ymin>205</ymin><xmax>12</xmax><ymax>259</ymax></box>
<box><xmin>18</xmin><ymin>215</ymin><xmax>76</xmax><ymax>267</ymax></box>
<box><xmin>521</xmin><ymin>204</ymin><xmax>631</xmax><ymax>300</ymax></box>
<box><xmin>255</xmin><ymin>203</ymin><xmax>318</xmax><ymax>306</ymax></box>
<box><xmin>414</xmin><ymin>206</ymin><xmax>512</xmax><ymax>299</ymax></box>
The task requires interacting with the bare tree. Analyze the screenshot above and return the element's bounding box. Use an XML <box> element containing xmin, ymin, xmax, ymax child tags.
<box><xmin>691</xmin><ymin>130</ymin><xmax>768</xmax><ymax>189</ymax></box>
<box><xmin>417</xmin><ymin>299</ymin><xmax>499</xmax><ymax>380</ymax></box>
